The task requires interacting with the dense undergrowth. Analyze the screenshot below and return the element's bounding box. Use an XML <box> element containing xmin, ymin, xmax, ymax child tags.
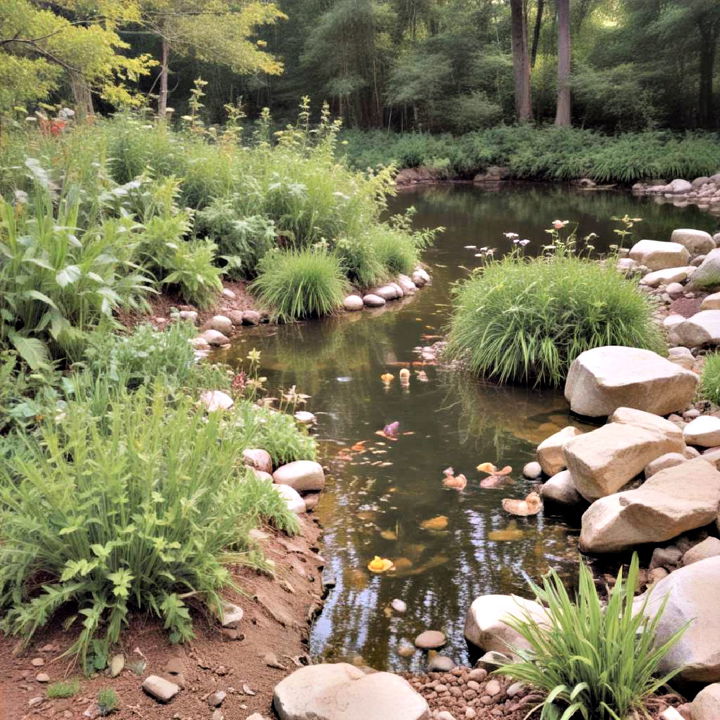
<box><xmin>342</xmin><ymin>127</ymin><xmax>720</xmax><ymax>184</ymax></box>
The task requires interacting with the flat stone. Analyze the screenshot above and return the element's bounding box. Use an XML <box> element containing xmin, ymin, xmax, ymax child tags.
<box><xmin>564</xmin><ymin>346</ymin><xmax>698</xmax><ymax>417</ymax></box>
<box><xmin>272</xmin><ymin>484</ymin><xmax>306</xmax><ymax>513</ymax></box>
<box><xmin>273</xmin><ymin>461</ymin><xmax>325</xmax><ymax>492</ymax></box>
<box><xmin>540</xmin><ymin>470</ymin><xmax>582</xmax><ymax>506</ymax></box>
<box><xmin>200</xmin><ymin>390</ymin><xmax>234</xmax><ymax>412</ymax></box>
<box><xmin>362</xmin><ymin>293</ymin><xmax>386</xmax><ymax>307</ymax></box>
<box><xmin>294</xmin><ymin>411</ymin><xmax>316</xmax><ymax>425</ymax></box>
<box><xmin>670</xmin><ymin>310</ymin><xmax>720</xmax><ymax>347</ymax></box>
<box><xmin>220</xmin><ymin>602</ymin><xmax>244</xmax><ymax>628</ymax></box>
<box><xmin>642</xmin><ymin>556</ymin><xmax>720</xmax><ymax>682</ymax></box>
<box><xmin>273</xmin><ymin>663</ymin><xmax>429</xmax><ymax>720</ymax></box>
<box><xmin>702</xmin><ymin>292</ymin><xmax>720</xmax><ymax>310</ymax></box>
<box><xmin>692</xmin><ymin>683</ymin><xmax>720</xmax><ymax>720</ymax></box>
<box><xmin>178</xmin><ymin>310</ymin><xmax>198</xmax><ymax>324</ymax></box>
<box><xmin>629</xmin><ymin>240</ymin><xmax>690</xmax><ymax>271</ymax></box>
<box><xmin>644</xmin><ymin>452</ymin><xmax>687</xmax><ymax>478</ymax></box>
<box><xmin>35</xmin><ymin>673</ymin><xmax>49</xmax><ymax>683</ymax></box>
<box><xmin>683</xmin><ymin>537</ymin><xmax>720</xmax><ymax>565</ymax></box>
<box><xmin>201</xmin><ymin>329</ymin><xmax>231</xmax><ymax>347</ymax></box>
<box><xmin>683</xmin><ymin>415</ymin><xmax>720</xmax><ymax>447</ymax></box>
<box><xmin>243</xmin><ymin>448</ymin><xmax>273</xmax><ymax>474</ymax></box>
<box><xmin>414</xmin><ymin>630</ymin><xmax>446</xmax><ymax>649</ymax></box>
<box><xmin>689</xmin><ymin>248</ymin><xmax>720</xmax><ymax>290</ymax></box>
<box><xmin>640</xmin><ymin>266</ymin><xmax>694</xmax><ymax>288</ymax></box>
<box><xmin>671</xmin><ymin>229</ymin><xmax>715</xmax><ymax>255</ymax></box>
<box><xmin>142</xmin><ymin>675</ymin><xmax>180</xmax><ymax>703</ymax></box>
<box><xmin>536</xmin><ymin>426</ymin><xmax>582</xmax><ymax>476</ymax></box>
<box><xmin>579</xmin><ymin>457</ymin><xmax>720</xmax><ymax>553</ymax></box>
<box><xmin>343</xmin><ymin>295</ymin><xmax>364</xmax><ymax>312</ymax></box>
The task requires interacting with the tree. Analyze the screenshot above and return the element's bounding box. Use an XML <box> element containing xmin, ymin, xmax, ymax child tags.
<box><xmin>509</xmin><ymin>0</ymin><xmax>532</xmax><ymax>121</ymax></box>
<box><xmin>554</xmin><ymin>0</ymin><xmax>571</xmax><ymax>125</ymax></box>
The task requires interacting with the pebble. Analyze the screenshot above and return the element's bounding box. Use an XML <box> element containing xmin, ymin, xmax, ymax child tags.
<box><xmin>427</xmin><ymin>655</ymin><xmax>455</xmax><ymax>672</ymax></box>
<box><xmin>208</xmin><ymin>690</ymin><xmax>226</xmax><ymax>707</ymax></box>
<box><xmin>242</xmin><ymin>310</ymin><xmax>261</xmax><ymax>325</ymax></box>
<box><xmin>391</xmin><ymin>598</ymin><xmax>407</xmax><ymax>614</ymax></box>
<box><xmin>35</xmin><ymin>673</ymin><xmax>50</xmax><ymax>683</ymax></box>
<box><xmin>30</xmin><ymin>658</ymin><xmax>44</xmax><ymax>667</ymax></box>
<box><xmin>522</xmin><ymin>461</ymin><xmax>542</xmax><ymax>479</ymax></box>
<box><xmin>485</xmin><ymin>679</ymin><xmax>502</xmax><ymax>697</ymax></box>
<box><xmin>397</xmin><ymin>640</ymin><xmax>416</xmax><ymax>658</ymax></box>
<box><xmin>142</xmin><ymin>675</ymin><xmax>180</xmax><ymax>703</ymax></box>
<box><xmin>415</xmin><ymin>630</ymin><xmax>447</xmax><ymax>649</ymax></box>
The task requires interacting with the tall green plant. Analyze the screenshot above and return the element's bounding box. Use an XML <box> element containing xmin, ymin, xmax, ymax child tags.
<box><xmin>499</xmin><ymin>555</ymin><xmax>685</xmax><ymax>720</ymax></box>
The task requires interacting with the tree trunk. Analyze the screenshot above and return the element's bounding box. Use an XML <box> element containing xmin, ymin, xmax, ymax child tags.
<box><xmin>531</xmin><ymin>0</ymin><xmax>544</xmax><ymax>68</ymax></box>
<box><xmin>510</xmin><ymin>0</ymin><xmax>533</xmax><ymax>122</ymax></box>
<box><xmin>554</xmin><ymin>0</ymin><xmax>571</xmax><ymax>126</ymax></box>
<box><xmin>70</xmin><ymin>73</ymin><xmax>94</xmax><ymax>120</ymax></box>
<box><xmin>158</xmin><ymin>35</ymin><xmax>170</xmax><ymax>117</ymax></box>
<box><xmin>698</xmin><ymin>21</ymin><xmax>718</xmax><ymax>128</ymax></box>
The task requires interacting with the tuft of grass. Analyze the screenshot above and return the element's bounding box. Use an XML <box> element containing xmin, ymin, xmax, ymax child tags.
<box><xmin>47</xmin><ymin>680</ymin><xmax>80</xmax><ymax>699</ymax></box>
<box><xmin>369</xmin><ymin>226</ymin><xmax>421</xmax><ymax>276</ymax></box>
<box><xmin>97</xmin><ymin>688</ymin><xmax>120</xmax><ymax>715</ymax></box>
<box><xmin>251</xmin><ymin>248</ymin><xmax>346</xmax><ymax>322</ymax></box>
<box><xmin>499</xmin><ymin>554</ymin><xmax>685</xmax><ymax>720</ymax></box>
<box><xmin>446</xmin><ymin>253</ymin><xmax>663</xmax><ymax>387</ymax></box>
<box><xmin>700</xmin><ymin>352</ymin><xmax>720</xmax><ymax>405</ymax></box>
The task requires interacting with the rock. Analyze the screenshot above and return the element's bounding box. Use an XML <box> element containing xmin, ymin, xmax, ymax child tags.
<box><xmin>629</xmin><ymin>240</ymin><xmax>690</xmax><ymax>271</ymax></box>
<box><xmin>208</xmin><ymin>691</ymin><xmax>227</xmax><ymax>707</ymax></box>
<box><xmin>644</xmin><ymin>452</ymin><xmax>687</xmax><ymax>478</ymax></box>
<box><xmin>272</xmin><ymin>484</ymin><xmax>306</xmax><ymax>513</ymax></box>
<box><xmin>689</xmin><ymin>248</ymin><xmax>720</xmax><ymax>289</ymax></box>
<box><xmin>642</xmin><ymin>556</ymin><xmax>720</xmax><ymax>681</ymax></box>
<box><xmin>200</xmin><ymin>390</ymin><xmax>234</xmax><ymax>412</ymax></box>
<box><xmin>684</xmin><ymin>416</ymin><xmax>720</xmax><ymax>447</ymax></box>
<box><xmin>243</xmin><ymin>448</ymin><xmax>273</xmax><ymax>474</ymax></box>
<box><xmin>412</xmin><ymin>269</ymin><xmax>430</xmax><ymax>287</ymax></box>
<box><xmin>273</xmin><ymin>663</ymin><xmax>429</xmax><ymax>720</ymax></box>
<box><xmin>474</xmin><ymin>651</ymin><xmax>513</xmax><ymax>670</ymax></box>
<box><xmin>178</xmin><ymin>310</ymin><xmax>198</xmax><ymax>324</ymax></box>
<box><xmin>579</xmin><ymin>457</ymin><xmax>720</xmax><ymax>552</ymax></box>
<box><xmin>650</xmin><ymin>546</ymin><xmax>682</xmax><ymax>571</ymax></box>
<box><xmin>659</xmin><ymin>709</ymin><xmax>684</xmax><ymax>720</ymax></box>
<box><xmin>666</xmin><ymin>282</ymin><xmax>685</xmax><ymax>298</ymax></box>
<box><xmin>670</xmin><ymin>310</ymin><xmax>720</xmax><ymax>347</ymax></box>
<box><xmin>252</xmin><ymin>469</ymin><xmax>274</xmax><ymax>483</ymax></box>
<box><xmin>391</xmin><ymin>599</ymin><xmax>407</xmax><ymax>614</ymax></box>
<box><xmin>702</xmin><ymin>291</ymin><xmax>720</xmax><ymax>310</ymax></box>
<box><xmin>692</xmin><ymin>683</ymin><xmax>720</xmax><ymax>720</ymax></box>
<box><xmin>294</xmin><ymin>411</ymin><xmax>317</xmax><ymax>425</ymax></box>
<box><xmin>397</xmin><ymin>275</ymin><xmax>418</xmax><ymax>294</ymax></box>
<box><xmin>222</xmin><ymin>288</ymin><xmax>236</xmax><ymax>300</ymax></box>
<box><xmin>201</xmin><ymin>329</ymin><xmax>231</xmax><ymax>347</ymax></box>
<box><xmin>372</xmin><ymin>285</ymin><xmax>400</xmax><ymax>301</ymax></box>
<box><xmin>343</xmin><ymin>295</ymin><xmax>364</xmax><ymax>312</ymax></box>
<box><xmin>35</xmin><ymin>673</ymin><xmax>49</xmax><ymax>683</ymax></box>
<box><xmin>31</xmin><ymin>658</ymin><xmax>44</xmax><ymax>667</ymax></box>
<box><xmin>522</xmin><ymin>461</ymin><xmax>542</xmax><ymax>479</ymax></box>
<box><xmin>190</xmin><ymin>336</ymin><xmax>210</xmax><ymax>350</ymax></box>
<box><xmin>563</xmin><ymin>411</ymin><xmax>684</xmax><ymax>500</ymax></box>
<box><xmin>247</xmin><ymin>714</ymin><xmax>269</xmax><ymax>720</ymax></box>
<box><xmin>427</xmin><ymin>655</ymin><xmax>455</xmax><ymax>672</ymax></box>
<box><xmin>640</xmin><ymin>266</ymin><xmax>694</xmax><ymax>288</ymax></box>
<box><xmin>536</xmin><ymin>426</ymin><xmax>582</xmax><ymax>476</ymax></box>
<box><xmin>564</xmin><ymin>346</ymin><xmax>698</xmax><ymax>417</ymax></box>
<box><xmin>683</xmin><ymin>536</ymin><xmax>720</xmax><ymax>565</ymax></box>
<box><xmin>397</xmin><ymin>640</ymin><xmax>416</xmax><ymax>658</ymax></box>
<box><xmin>109</xmin><ymin>653</ymin><xmax>124</xmax><ymax>678</ymax></box>
<box><xmin>671</xmin><ymin>229</ymin><xmax>715</xmax><ymax>255</ymax></box>
<box><xmin>303</xmin><ymin>492</ymin><xmax>321</xmax><ymax>511</ymax></box>
<box><xmin>363</xmin><ymin>293</ymin><xmax>386</xmax><ymax>308</ymax></box>
<box><xmin>414</xmin><ymin>630</ymin><xmax>446</xmax><ymax>649</ymax></box>
<box><xmin>668</xmin><ymin>179</ymin><xmax>693</xmax><ymax>194</ymax></box>
<box><xmin>208</xmin><ymin>315</ymin><xmax>233</xmax><ymax>334</ymax></box>
<box><xmin>540</xmin><ymin>470</ymin><xmax>582</xmax><ymax>506</ymax></box>
<box><xmin>693</xmin><ymin>176</ymin><xmax>711</xmax><ymax>188</ymax></box>
<box><xmin>435</xmin><ymin>712</ymin><xmax>457</xmax><ymax>720</ymax></box>
<box><xmin>464</xmin><ymin>595</ymin><xmax>547</xmax><ymax>656</ymax></box>
<box><xmin>389</xmin><ymin>282</ymin><xmax>404</xmax><ymax>298</ymax></box>
<box><xmin>667</xmin><ymin>346</ymin><xmax>695</xmax><ymax>370</ymax></box>
<box><xmin>227</xmin><ymin>310</ymin><xmax>245</xmax><ymax>326</ymax></box>
<box><xmin>242</xmin><ymin>310</ymin><xmax>262</xmax><ymax>325</ymax></box>
<box><xmin>273</xmin><ymin>461</ymin><xmax>325</xmax><ymax>492</ymax></box>
<box><xmin>142</xmin><ymin>675</ymin><xmax>180</xmax><ymax>703</ymax></box>
<box><xmin>485</xmin><ymin>679</ymin><xmax>502</xmax><ymax>697</ymax></box>
<box><xmin>616</xmin><ymin>257</ymin><xmax>639</xmax><ymax>274</ymax></box>
<box><xmin>220</xmin><ymin>602</ymin><xmax>244</xmax><ymax>628</ymax></box>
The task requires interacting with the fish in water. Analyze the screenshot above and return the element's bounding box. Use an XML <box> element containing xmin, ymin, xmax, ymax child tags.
<box><xmin>501</xmin><ymin>492</ymin><xmax>543</xmax><ymax>517</ymax></box>
<box><xmin>442</xmin><ymin>467</ymin><xmax>467</xmax><ymax>490</ymax></box>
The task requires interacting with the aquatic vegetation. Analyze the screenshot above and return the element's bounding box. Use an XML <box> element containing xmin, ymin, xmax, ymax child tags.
<box><xmin>251</xmin><ymin>248</ymin><xmax>346</xmax><ymax>322</ymax></box>
<box><xmin>446</xmin><ymin>252</ymin><xmax>663</xmax><ymax>387</ymax></box>
<box><xmin>700</xmin><ymin>353</ymin><xmax>720</xmax><ymax>405</ymax></box>
<box><xmin>499</xmin><ymin>554</ymin><xmax>685</xmax><ymax>720</ymax></box>
<box><xmin>368</xmin><ymin>556</ymin><xmax>394</xmax><ymax>573</ymax></box>
<box><xmin>501</xmin><ymin>492</ymin><xmax>543</xmax><ymax>517</ymax></box>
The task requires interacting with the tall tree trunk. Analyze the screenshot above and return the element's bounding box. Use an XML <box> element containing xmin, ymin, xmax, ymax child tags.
<box><xmin>510</xmin><ymin>0</ymin><xmax>533</xmax><ymax>122</ymax></box>
<box><xmin>158</xmin><ymin>35</ymin><xmax>170</xmax><ymax>117</ymax></box>
<box><xmin>698</xmin><ymin>21</ymin><xmax>718</xmax><ymax>128</ymax></box>
<box><xmin>70</xmin><ymin>73</ymin><xmax>94</xmax><ymax>120</ymax></box>
<box><xmin>531</xmin><ymin>0</ymin><xmax>544</xmax><ymax>68</ymax></box>
<box><xmin>554</xmin><ymin>0</ymin><xmax>571</xmax><ymax>126</ymax></box>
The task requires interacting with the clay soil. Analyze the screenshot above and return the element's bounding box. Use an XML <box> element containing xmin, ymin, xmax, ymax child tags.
<box><xmin>0</xmin><ymin>517</ymin><xmax>324</xmax><ymax>720</ymax></box>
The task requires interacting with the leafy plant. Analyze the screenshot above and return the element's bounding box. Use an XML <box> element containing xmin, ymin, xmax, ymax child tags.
<box><xmin>499</xmin><ymin>555</ymin><xmax>686</xmax><ymax>720</ymax></box>
<box><xmin>446</xmin><ymin>247</ymin><xmax>663</xmax><ymax>386</ymax></box>
<box><xmin>252</xmin><ymin>248</ymin><xmax>346</xmax><ymax>322</ymax></box>
<box><xmin>47</xmin><ymin>680</ymin><xmax>80</xmax><ymax>698</ymax></box>
<box><xmin>97</xmin><ymin>688</ymin><xmax>120</xmax><ymax>715</ymax></box>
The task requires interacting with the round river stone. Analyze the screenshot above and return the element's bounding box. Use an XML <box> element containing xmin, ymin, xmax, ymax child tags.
<box><xmin>414</xmin><ymin>630</ymin><xmax>447</xmax><ymax>649</ymax></box>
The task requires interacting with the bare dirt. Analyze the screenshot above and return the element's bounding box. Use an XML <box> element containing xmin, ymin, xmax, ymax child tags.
<box><xmin>0</xmin><ymin>516</ymin><xmax>324</xmax><ymax>720</ymax></box>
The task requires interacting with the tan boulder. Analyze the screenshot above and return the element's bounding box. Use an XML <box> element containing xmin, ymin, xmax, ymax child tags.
<box><xmin>629</xmin><ymin>240</ymin><xmax>690</xmax><ymax>270</ymax></box>
<box><xmin>579</xmin><ymin>458</ymin><xmax>720</xmax><ymax>553</ymax></box>
<box><xmin>536</xmin><ymin>426</ymin><xmax>582</xmax><ymax>476</ymax></box>
<box><xmin>670</xmin><ymin>229</ymin><xmax>715</xmax><ymax>255</ymax></box>
<box><xmin>540</xmin><ymin>470</ymin><xmax>583</xmax><ymax>506</ymax></box>
<box><xmin>670</xmin><ymin>310</ymin><xmax>720</xmax><ymax>347</ymax></box>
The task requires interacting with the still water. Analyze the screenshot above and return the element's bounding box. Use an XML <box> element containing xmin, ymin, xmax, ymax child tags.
<box><xmin>223</xmin><ymin>184</ymin><xmax>717</xmax><ymax>671</ymax></box>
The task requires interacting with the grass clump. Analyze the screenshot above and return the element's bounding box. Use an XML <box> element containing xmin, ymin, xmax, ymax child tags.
<box><xmin>47</xmin><ymin>680</ymin><xmax>80</xmax><ymax>699</ymax></box>
<box><xmin>446</xmin><ymin>251</ymin><xmax>663</xmax><ymax>387</ymax></box>
<box><xmin>700</xmin><ymin>353</ymin><xmax>720</xmax><ymax>405</ymax></box>
<box><xmin>97</xmin><ymin>688</ymin><xmax>120</xmax><ymax>715</ymax></box>
<box><xmin>0</xmin><ymin>385</ymin><xmax>298</xmax><ymax>670</ymax></box>
<box><xmin>252</xmin><ymin>248</ymin><xmax>346</xmax><ymax>322</ymax></box>
<box><xmin>500</xmin><ymin>555</ymin><xmax>685</xmax><ymax>720</ymax></box>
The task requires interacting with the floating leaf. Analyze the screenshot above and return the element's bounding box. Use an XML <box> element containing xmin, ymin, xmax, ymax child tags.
<box><xmin>421</xmin><ymin>515</ymin><xmax>448</xmax><ymax>531</ymax></box>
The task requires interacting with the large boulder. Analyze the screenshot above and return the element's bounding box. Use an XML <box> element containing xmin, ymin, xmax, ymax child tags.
<box><xmin>273</xmin><ymin>663</ymin><xmax>429</xmax><ymax>720</ymax></box>
<box><xmin>683</xmin><ymin>415</ymin><xmax>720</xmax><ymax>447</ymax></box>
<box><xmin>642</xmin><ymin>556</ymin><xmax>720</xmax><ymax>682</ymax></box>
<box><xmin>671</xmin><ymin>229</ymin><xmax>715</xmax><ymax>256</ymax></box>
<box><xmin>272</xmin><ymin>484</ymin><xmax>307</xmax><ymax>514</ymax></box>
<box><xmin>669</xmin><ymin>310</ymin><xmax>720</xmax><ymax>348</ymax></box>
<box><xmin>564</xmin><ymin>346</ymin><xmax>698</xmax><ymax>418</ymax></box>
<box><xmin>273</xmin><ymin>460</ymin><xmax>325</xmax><ymax>492</ymax></box>
<box><xmin>464</xmin><ymin>594</ymin><xmax>547</xmax><ymax>657</ymax></box>
<box><xmin>536</xmin><ymin>426</ymin><xmax>582</xmax><ymax>476</ymax></box>
<box><xmin>540</xmin><ymin>470</ymin><xmax>583</xmax><ymax>506</ymax></box>
<box><xmin>639</xmin><ymin>266</ymin><xmax>695</xmax><ymax>288</ymax></box>
<box><xmin>692</xmin><ymin>683</ymin><xmax>720</xmax><ymax>720</ymax></box>
<box><xmin>579</xmin><ymin>457</ymin><xmax>720</xmax><ymax>553</ymax></box>
<box><xmin>667</xmin><ymin>179</ymin><xmax>693</xmax><ymax>194</ymax></box>
<box><xmin>689</xmin><ymin>248</ymin><xmax>720</xmax><ymax>289</ymax></box>
<box><xmin>629</xmin><ymin>240</ymin><xmax>690</xmax><ymax>270</ymax></box>
<box><xmin>563</xmin><ymin>410</ymin><xmax>685</xmax><ymax>501</ymax></box>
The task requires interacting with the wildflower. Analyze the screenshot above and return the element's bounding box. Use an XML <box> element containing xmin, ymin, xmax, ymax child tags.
<box><xmin>519</xmin><ymin>239</ymin><xmax>530</xmax><ymax>247</ymax></box>
<box><xmin>246</xmin><ymin>349</ymin><xmax>261</xmax><ymax>363</ymax></box>
<box><xmin>503</xmin><ymin>232</ymin><xmax>519</xmax><ymax>240</ymax></box>
<box><xmin>380</xmin><ymin>372</ymin><xmax>394</xmax><ymax>384</ymax></box>
<box><xmin>552</xmin><ymin>219</ymin><xmax>569</xmax><ymax>229</ymax></box>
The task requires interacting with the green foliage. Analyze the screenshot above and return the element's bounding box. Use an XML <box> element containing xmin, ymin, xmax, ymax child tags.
<box><xmin>700</xmin><ymin>353</ymin><xmax>720</xmax><ymax>405</ymax></box>
<box><xmin>0</xmin><ymin>385</ymin><xmax>298</xmax><ymax>667</ymax></box>
<box><xmin>368</xmin><ymin>224</ymin><xmax>423</xmax><ymax>276</ymax></box>
<box><xmin>97</xmin><ymin>688</ymin><xmax>120</xmax><ymax>715</ymax></box>
<box><xmin>446</xmin><ymin>250</ymin><xmax>663</xmax><ymax>387</ymax></box>
<box><xmin>499</xmin><ymin>555</ymin><xmax>686</xmax><ymax>720</ymax></box>
<box><xmin>47</xmin><ymin>680</ymin><xmax>80</xmax><ymax>699</ymax></box>
<box><xmin>252</xmin><ymin>248</ymin><xmax>346</xmax><ymax>322</ymax></box>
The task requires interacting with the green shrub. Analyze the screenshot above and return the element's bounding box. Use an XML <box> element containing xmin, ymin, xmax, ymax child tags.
<box><xmin>97</xmin><ymin>688</ymin><xmax>120</xmax><ymax>715</ymax></box>
<box><xmin>0</xmin><ymin>386</ymin><xmax>298</xmax><ymax>668</ymax></box>
<box><xmin>499</xmin><ymin>555</ymin><xmax>685</xmax><ymax>720</ymax></box>
<box><xmin>446</xmin><ymin>253</ymin><xmax>663</xmax><ymax>386</ymax></box>
<box><xmin>369</xmin><ymin>225</ymin><xmax>422</xmax><ymax>276</ymax></box>
<box><xmin>701</xmin><ymin>353</ymin><xmax>720</xmax><ymax>405</ymax></box>
<box><xmin>47</xmin><ymin>680</ymin><xmax>80</xmax><ymax>699</ymax></box>
<box><xmin>252</xmin><ymin>248</ymin><xmax>346</xmax><ymax>322</ymax></box>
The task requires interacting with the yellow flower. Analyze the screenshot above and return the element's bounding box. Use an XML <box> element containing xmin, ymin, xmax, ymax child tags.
<box><xmin>380</xmin><ymin>373</ymin><xmax>394</xmax><ymax>384</ymax></box>
<box><xmin>367</xmin><ymin>556</ymin><xmax>394</xmax><ymax>573</ymax></box>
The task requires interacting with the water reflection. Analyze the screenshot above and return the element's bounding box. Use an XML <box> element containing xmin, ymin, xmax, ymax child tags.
<box><xmin>224</xmin><ymin>184</ymin><xmax>716</xmax><ymax>670</ymax></box>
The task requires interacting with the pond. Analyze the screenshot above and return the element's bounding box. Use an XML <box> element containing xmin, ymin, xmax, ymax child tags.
<box><xmin>223</xmin><ymin>183</ymin><xmax>717</xmax><ymax>671</ymax></box>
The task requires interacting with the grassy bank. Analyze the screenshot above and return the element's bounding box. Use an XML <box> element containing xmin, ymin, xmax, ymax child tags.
<box><xmin>341</xmin><ymin>127</ymin><xmax>720</xmax><ymax>184</ymax></box>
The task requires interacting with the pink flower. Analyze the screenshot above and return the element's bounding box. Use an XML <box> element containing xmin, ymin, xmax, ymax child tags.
<box><xmin>552</xmin><ymin>220</ymin><xmax>569</xmax><ymax>230</ymax></box>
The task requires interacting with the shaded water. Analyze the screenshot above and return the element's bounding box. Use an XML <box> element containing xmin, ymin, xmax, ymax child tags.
<box><xmin>222</xmin><ymin>184</ymin><xmax>717</xmax><ymax>671</ymax></box>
